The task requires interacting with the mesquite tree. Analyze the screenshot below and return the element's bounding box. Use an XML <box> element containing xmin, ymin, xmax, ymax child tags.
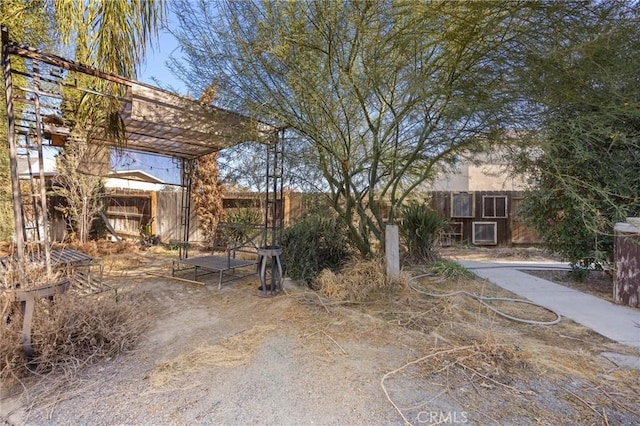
<box><xmin>170</xmin><ymin>0</ymin><xmax>525</xmax><ymax>256</ymax></box>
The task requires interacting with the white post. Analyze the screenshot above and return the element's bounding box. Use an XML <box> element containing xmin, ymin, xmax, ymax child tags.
<box><xmin>385</xmin><ymin>224</ymin><xmax>400</xmax><ymax>280</ymax></box>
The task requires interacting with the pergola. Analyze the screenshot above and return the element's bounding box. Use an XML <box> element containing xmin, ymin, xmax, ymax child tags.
<box><xmin>1</xmin><ymin>27</ymin><xmax>284</xmax><ymax>269</ymax></box>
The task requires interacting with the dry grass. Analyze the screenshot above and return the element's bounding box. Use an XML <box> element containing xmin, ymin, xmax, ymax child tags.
<box><xmin>0</xmin><ymin>263</ymin><xmax>65</xmax><ymax>292</ymax></box>
<box><xmin>0</xmin><ymin>293</ymin><xmax>149</xmax><ymax>384</ymax></box>
<box><xmin>2</xmin><ymin>251</ymin><xmax>638</xmax><ymax>424</ymax></box>
<box><xmin>297</xmin><ymin>260</ymin><xmax>640</xmax><ymax>423</ymax></box>
<box><xmin>377</xmin><ymin>269</ymin><xmax>640</xmax><ymax>423</ymax></box>
<box><xmin>315</xmin><ymin>259</ymin><xmax>407</xmax><ymax>303</ymax></box>
<box><xmin>54</xmin><ymin>240</ymin><xmax>140</xmax><ymax>258</ymax></box>
<box><xmin>0</xmin><ymin>242</ymin><xmax>15</xmax><ymax>258</ymax></box>
<box><xmin>0</xmin><ymin>241</ymin><xmax>148</xmax><ymax>387</ymax></box>
<box><xmin>381</xmin><ymin>339</ymin><xmax>530</xmax><ymax>424</ymax></box>
<box><xmin>149</xmin><ymin>325</ymin><xmax>277</xmax><ymax>388</ymax></box>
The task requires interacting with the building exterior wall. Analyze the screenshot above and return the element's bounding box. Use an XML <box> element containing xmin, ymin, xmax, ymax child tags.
<box><xmin>467</xmin><ymin>164</ymin><xmax>527</xmax><ymax>192</ymax></box>
<box><xmin>431</xmin><ymin>163</ymin><xmax>471</xmax><ymax>191</ymax></box>
<box><xmin>423</xmin><ymin>151</ymin><xmax>536</xmax><ymax>247</ymax></box>
<box><xmin>428</xmin><ymin>152</ymin><xmax>529</xmax><ymax>193</ymax></box>
<box><xmin>428</xmin><ymin>191</ymin><xmax>539</xmax><ymax>247</ymax></box>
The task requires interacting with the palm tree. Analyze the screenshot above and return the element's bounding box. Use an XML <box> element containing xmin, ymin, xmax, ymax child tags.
<box><xmin>53</xmin><ymin>0</ymin><xmax>166</xmax><ymax>78</ymax></box>
<box><xmin>1</xmin><ymin>1</ymin><xmax>166</xmax><ymax>243</ymax></box>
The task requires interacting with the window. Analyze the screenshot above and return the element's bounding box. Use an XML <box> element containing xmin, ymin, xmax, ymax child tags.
<box><xmin>451</xmin><ymin>193</ymin><xmax>474</xmax><ymax>218</ymax></box>
<box><xmin>441</xmin><ymin>222</ymin><xmax>463</xmax><ymax>247</ymax></box>
<box><xmin>472</xmin><ymin>222</ymin><xmax>497</xmax><ymax>245</ymax></box>
<box><xmin>482</xmin><ymin>195</ymin><xmax>508</xmax><ymax>218</ymax></box>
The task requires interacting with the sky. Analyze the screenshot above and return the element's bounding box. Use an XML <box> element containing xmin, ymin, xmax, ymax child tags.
<box><xmin>113</xmin><ymin>16</ymin><xmax>187</xmax><ymax>186</ymax></box>
<box><xmin>138</xmin><ymin>19</ymin><xmax>187</xmax><ymax>94</ymax></box>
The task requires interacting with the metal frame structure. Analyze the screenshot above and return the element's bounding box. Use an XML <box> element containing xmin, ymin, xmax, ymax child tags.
<box><xmin>1</xmin><ymin>27</ymin><xmax>281</xmax><ymax>272</ymax></box>
<box><xmin>264</xmin><ymin>128</ymin><xmax>285</xmax><ymax>248</ymax></box>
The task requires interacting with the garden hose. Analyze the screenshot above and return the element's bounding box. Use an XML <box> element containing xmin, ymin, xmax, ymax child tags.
<box><xmin>407</xmin><ymin>272</ymin><xmax>562</xmax><ymax>326</ymax></box>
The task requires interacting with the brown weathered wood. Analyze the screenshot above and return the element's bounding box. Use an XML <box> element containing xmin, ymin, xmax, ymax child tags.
<box><xmin>2</xmin><ymin>27</ymin><xmax>25</xmax><ymax>261</ymax></box>
<box><xmin>614</xmin><ymin>222</ymin><xmax>640</xmax><ymax>308</ymax></box>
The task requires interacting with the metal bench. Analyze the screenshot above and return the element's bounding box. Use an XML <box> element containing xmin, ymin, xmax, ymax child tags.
<box><xmin>172</xmin><ymin>254</ymin><xmax>257</xmax><ymax>289</ymax></box>
<box><xmin>171</xmin><ymin>223</ymin><xmax>262</xmax><ymax>289</ymax></box>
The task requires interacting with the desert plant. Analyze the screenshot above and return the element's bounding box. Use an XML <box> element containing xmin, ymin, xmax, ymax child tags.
<box><xmin>226</xmin><ymin>207</ymin><xmax>262</xmax><ymax>226</ymax></box>
<box><xmin>282</xmin><ymin>214</ymin><xmax>355</xmax><ymax>285</ymax></box>
<box><xmin>214</xmin><ymin>207</ymin><xmax>262</xmax><ymax>248</ymax></box>
<box><xmin>399</xmin><ymin>202</ymin><xmax>447</xmax><ymax>261</ymax></box>
<box><xmin>428</xmin><ymin>260</ymin><xmax>475</xmax><ymax>280</ymax></box>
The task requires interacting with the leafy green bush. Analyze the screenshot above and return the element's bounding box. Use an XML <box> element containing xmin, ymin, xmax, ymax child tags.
<box><xmin>399</xmin><ymin>202</ymin><xmax>447</xmax><ymax>261</ymax></box>
<box><xmin>516</xmin><ymin>190</ymin><xmax>623</xmax><ymax>270</ymax></box>
<box><xmin>282</xmin><ymin>214</ymin><xmax>355</xmax><ymax>285</ymax></box>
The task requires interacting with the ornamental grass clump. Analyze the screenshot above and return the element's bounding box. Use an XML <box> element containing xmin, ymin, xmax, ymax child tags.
<box><xmin>399</xmin><ymin>202</ymin><xmax>447</xmax><ymax>262</ymax></box>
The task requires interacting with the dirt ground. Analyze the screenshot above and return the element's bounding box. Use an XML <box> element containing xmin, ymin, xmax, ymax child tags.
<box><xmin>524</xmin><ymin>269</ymin><xmax>615</xmax><ymax>303</ymax></box>
<box><xmin>2</xmin><ymin>246</ymin><xmax>640</xmax><ymax>425</ymax></box>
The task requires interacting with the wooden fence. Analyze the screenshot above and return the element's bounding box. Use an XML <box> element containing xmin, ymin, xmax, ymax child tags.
<box><xmin>101</xmin><ymin>190</ymin><xmax>314</xmax><ymax>243</ymax></box>
<box><xmin>427</xmin><ymin>191</ymin><xmax>539</xmax><ymax>246</ymax></box>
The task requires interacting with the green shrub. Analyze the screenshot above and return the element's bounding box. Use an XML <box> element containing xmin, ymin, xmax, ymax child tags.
<box><xmin>226</xmin><ymin>207</ymin><xmax>262</xmax><ymax>225</ymax></box>
<box><xmin>428</xmin><ymin>260</ymin><xmax>474</xmax><ymax>280</ymax></box>
<box><xmin>282</xmin><ymin>214</ymin><xmax>355</xmax><ymax>285</ymax></box>
<box><xmin>399</xmin><ymin>202</ymin><xmax>447</xmax><ymax>261</ymax></box>
<box><xmin>218</xmin><ymin>208</ymin><xmax>262</xmax><ymax>246</ymax></box>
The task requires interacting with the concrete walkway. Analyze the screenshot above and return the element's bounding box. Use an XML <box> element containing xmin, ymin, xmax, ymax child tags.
<box><xmin>457</xmin><ymin>260</ymin><xmax>640</xmax><ymax>350</ymax></box>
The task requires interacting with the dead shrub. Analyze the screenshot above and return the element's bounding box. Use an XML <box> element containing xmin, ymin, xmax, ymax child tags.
<box><xmin>315</xmin><ymin>259</ymin><xmax>407</xmax><ymax>303</ymax></box>
<box><xmin>56</xmin><ymin>240</ymin><xmax>140</xmax><ymax>257</ymax></box>
<box><xmin>0</xmin><ymin>242</ymin><xmax>15</xmax><ymax>257</ymax></box>
<box><xmin>382</xmin><ymin>340</ymin><xmax>529</xmax><ymax>424</ymax></box>
<box><xmin>0</xmin><ymin>258</ymin><xmax>65</xmax><ymax>291</ymax></box>
<box><xmin>0</xmin><ymin>293</ymin><xmax>148</xmax><ymax>383</ymax></box>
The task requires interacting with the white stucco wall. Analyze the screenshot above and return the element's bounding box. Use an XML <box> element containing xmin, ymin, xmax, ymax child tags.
<box><xmin>427</xmin><ymin>152</ymin><xmax>528</xmax><ymax>192</ymax></box>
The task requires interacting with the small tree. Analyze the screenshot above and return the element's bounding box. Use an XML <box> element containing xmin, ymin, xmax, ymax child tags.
<box><xmin>53</xmin><ymin>141</ymin><xmax>105</xmax><ymax>243</ymax></box>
